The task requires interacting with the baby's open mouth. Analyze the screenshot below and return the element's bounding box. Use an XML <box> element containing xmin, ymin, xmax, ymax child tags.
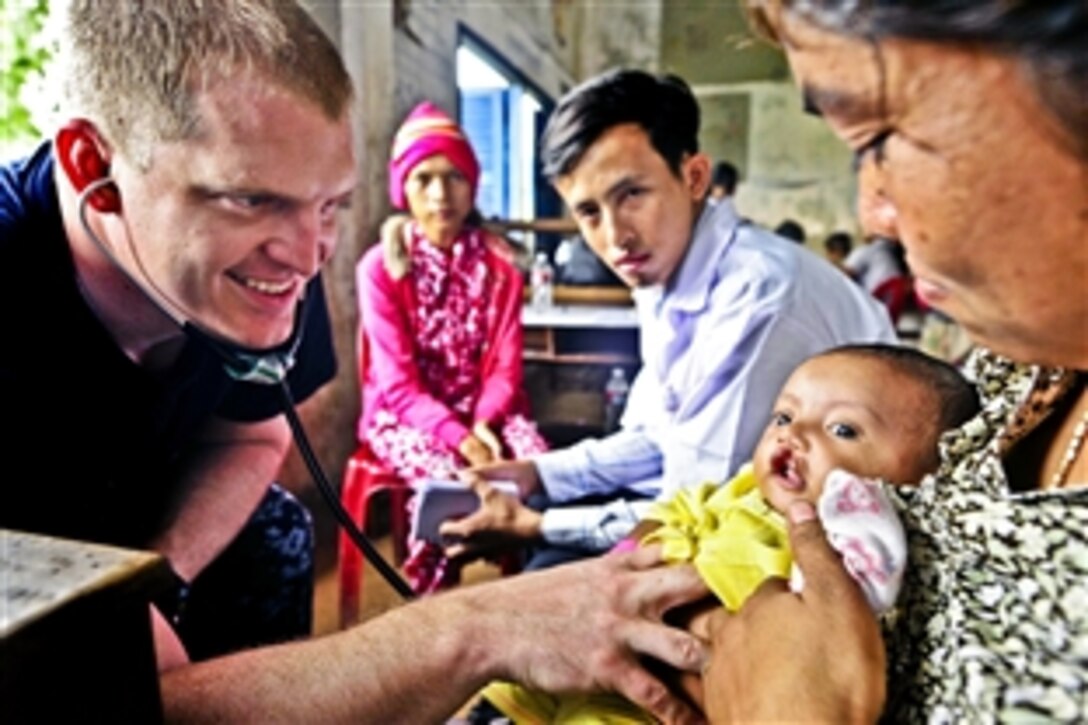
<box><xmin>771</xmin><ymin>448</ymin><xmax>805</xmax><ymax>491</ymax></box>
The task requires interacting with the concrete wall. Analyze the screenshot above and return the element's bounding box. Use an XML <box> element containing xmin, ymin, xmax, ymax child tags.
<box><xmin>660</xmin><ymin>3</ymin><xmax>858</xmax><ymax>253</ymax></box>
<box><xmin>701</xmin><ymin>81</ymin><xmax>860</xmax><ymax>252</ymax></box>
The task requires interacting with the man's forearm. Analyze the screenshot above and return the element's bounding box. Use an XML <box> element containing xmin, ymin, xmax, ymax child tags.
<box><xmin>162</xmin><ymin>587</ymin><xmax>492</xmax><ymax>723</ymax></box>
<box><xmin>163</xmin><ymin>545</ymin><xmax>712</xmax><ymax>724</ymax></box>
<box><xmin>535</xmin><ymin>428</ymin><xmax>663</xmax><ymax>503</ymax></box>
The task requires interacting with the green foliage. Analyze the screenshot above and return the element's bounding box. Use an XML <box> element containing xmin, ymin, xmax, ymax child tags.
<box><xmin>1</xmin><ymin>0</ymin><xmax>53</xmax><ymax>144</ymax></box>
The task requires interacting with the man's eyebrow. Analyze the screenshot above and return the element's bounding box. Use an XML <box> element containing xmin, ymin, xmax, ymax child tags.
<box><xmin>604</xmin><ymin>174</ymin><xmax>641</xmax><ymax>202</ymax></box>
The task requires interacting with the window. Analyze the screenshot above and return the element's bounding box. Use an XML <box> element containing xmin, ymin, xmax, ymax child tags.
<box><xmin>456</xmin><ymin>34</ymin><xmax>557</xmax><ymax>224</ymax></box>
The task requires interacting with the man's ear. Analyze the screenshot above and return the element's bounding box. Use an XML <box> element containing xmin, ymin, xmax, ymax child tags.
<box><xmin>683</xmin><ymin>152</ymin><xmax>712</xmax><ymax>201</ymax></box>
<box><xmin>55</xmin><ymin>119</ymin><xmax>121</xmax><ymax>213</ymax></box>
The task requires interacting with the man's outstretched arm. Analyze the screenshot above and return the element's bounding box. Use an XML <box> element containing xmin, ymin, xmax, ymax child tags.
<box><xmin>161</xmin><ymin>544</ymin><xmax>710</xmax><ymax>724</ymax></box>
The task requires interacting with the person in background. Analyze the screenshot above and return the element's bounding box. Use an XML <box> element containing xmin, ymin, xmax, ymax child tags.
<box><xmin>843</xmin><ymin>234</ymin><xmax>907</xmax><ymax>296</ymax></box>
<box><xmin>707</xmin><ymin>160</ymin><xmax>738</xmax><ymax>204</ymax></box>
<box><xmin>356</xmin><ymin>102</ymin><xmax>548</xmax><ymax>592</ymax></box>
<box><xmin>706</xmin><ymin>2</ymin><xmax>1088</xmax><ymax>721</ymax></box>
<box><xmin>0</xmin><ymin>3</ymin><xmax>723</xmax><ymax>722</ymax></box>
<box><xmin>475</xmin><ymin>343</ymin><xmax>979</xmax><ymax>724</ymax></box>
<box><xmin>773</xmin><ymin>218</ymin><xmax>807</xmax><ymax>244</ymax></box>
<box><xmin>442</xmin><ymin>69</ymin><xmax>895</xmax><ymax>571</ymax></box>
<box><xmin>823</xmin><ymin>230</ymin><xmax>853</xmax><ymax>269</ymax></box>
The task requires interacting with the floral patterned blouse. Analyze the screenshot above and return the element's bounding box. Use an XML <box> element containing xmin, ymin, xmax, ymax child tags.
<box><xmin>883</xmin><ymin>348</ymin><xmax>1088</xmax><ymax>722</ymax></box>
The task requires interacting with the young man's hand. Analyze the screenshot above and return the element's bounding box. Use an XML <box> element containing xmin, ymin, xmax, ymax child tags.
<box><xmin>440</xmin><ymin>473</ymin><xmax>543</xmax><ymax>558</ymax></box>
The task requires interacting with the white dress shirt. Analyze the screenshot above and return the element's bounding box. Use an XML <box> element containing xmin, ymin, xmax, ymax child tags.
<box><xmin>534</xmin><ymin>200</ymin><xmax>896</xmax><ymax>551</ymax></box>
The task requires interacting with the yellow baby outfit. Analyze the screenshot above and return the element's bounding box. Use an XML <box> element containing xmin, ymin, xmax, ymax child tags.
<box><xmin>482</xmin><ymin>465</ymin><xmax>790</xmax><ymax>724</ymax></box>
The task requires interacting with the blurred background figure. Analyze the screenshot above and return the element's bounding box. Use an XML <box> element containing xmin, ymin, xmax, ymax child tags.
<box><xmin>842</xmin><ymin>236</ymin><xmax>913</xmax><ymax>328</ymax></box>
<box><xmin>823</xmin><ymin>230</ymin><xmax>853</xmax><ymax>270</ymax></box>
<box><xmin>842</xmin><ymin>235</ymin><xmax>908</xmax><ymax>297</ymax></box>
<box><xmin>773</xmin><ymin>218</ymin><xmax>806</xmax><ymax>244</ymax></box>
<box><xmin>356</xmin><ymin>101</ymin><xmax>549</xmax><ymax>593</ymax></box>
<box><xmin>708</xmin><ymin>160</ymin><xmax>739</xmax><ymax>205</ymax></box>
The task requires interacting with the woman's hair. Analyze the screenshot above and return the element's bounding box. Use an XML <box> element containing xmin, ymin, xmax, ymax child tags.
<box><xmin>745</xmin><ymin>1</ymin><xmax>1087</xmax><ymax>159</ymax></box>
<box><xmin>541</xmin><ymin>68</ymin><xmax>700</xmax><ymax>180</ymax></box>
<box><xmin>63</xmin><ymin>0</ymin><xmax>353</xmax><ymax>169</ymax></box>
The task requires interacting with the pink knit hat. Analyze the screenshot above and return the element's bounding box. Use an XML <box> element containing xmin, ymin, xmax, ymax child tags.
<box><xmin>388</xmin><ymin>101</ymin><xmax>480</xmax><ymax>210</ymax></box>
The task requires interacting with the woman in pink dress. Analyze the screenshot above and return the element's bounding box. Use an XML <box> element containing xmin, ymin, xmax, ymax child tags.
<box><xmin>356</xmin><ymin>102</ymin><xmax>548</xmax><ymax>592</ymax></box>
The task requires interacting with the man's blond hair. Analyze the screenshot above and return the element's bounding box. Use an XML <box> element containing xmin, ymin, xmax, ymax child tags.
<box><xmin>63</xmin><ymin>0</ymin><xmax>353</xmax><ymax>168</ymax></box>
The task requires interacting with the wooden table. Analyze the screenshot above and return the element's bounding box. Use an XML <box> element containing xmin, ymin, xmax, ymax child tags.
<box><xmin>522</xmin><ymin>304</ymin><xmax>640</xmax><ymax>366</ymax></box>
<box><xmin>1</xmin><ymin>529</ymin><xmax>173</xmax><ymax>722</ymax></box>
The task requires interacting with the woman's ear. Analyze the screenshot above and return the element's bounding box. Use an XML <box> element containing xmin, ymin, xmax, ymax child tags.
<box><xmin>55</xmin><ymin>119</ymin><xmax>121</xmax><ymax>213</ymax></box>
<box><xmin>683</xmin><ymin>152</ymin><xmax>712</xmax><ymax>201</ymax></box>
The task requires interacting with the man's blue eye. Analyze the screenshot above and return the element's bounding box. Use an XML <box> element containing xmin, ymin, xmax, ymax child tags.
<box><xmin>234</xmin><ymin>194</ymin><xmax>277</xmax><ymax>210</ymax></box>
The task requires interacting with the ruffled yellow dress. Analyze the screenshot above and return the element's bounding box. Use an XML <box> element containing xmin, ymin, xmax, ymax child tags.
<box><xmin>481</xmin><ymin>464</ymin><xmax>791</xmax><ymax>724</ymax></box>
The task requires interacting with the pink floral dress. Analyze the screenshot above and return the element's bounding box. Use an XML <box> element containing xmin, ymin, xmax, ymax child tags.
<box><xmin>366</xmin><ymin>224</ymin><xmax>547</xmax><ymax>592</ymax></box>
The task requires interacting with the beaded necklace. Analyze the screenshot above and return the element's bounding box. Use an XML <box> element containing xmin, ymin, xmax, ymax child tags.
<box><xmin>1049</xmin><ymin>389</ymin><xmax>1088</xmax><ymax>489</ymax></box>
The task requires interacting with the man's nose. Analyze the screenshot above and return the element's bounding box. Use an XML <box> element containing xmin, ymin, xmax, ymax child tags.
<box><xmin>280</xmin><ymin>204</ymin><xmax>335</xmax><ymax>275</ymax></box>
<box><xmin>602</xmin><ymin>211</ymin><xmax>634</xmax><ymax>251</ymax></box>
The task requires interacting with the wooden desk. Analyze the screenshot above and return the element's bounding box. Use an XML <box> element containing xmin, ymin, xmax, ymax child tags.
<box><xmin>521</xmin><ymin>302</ymin><xmax>640</xmax><ymax>442</ymax></box>
<box><xmin>1</xmin><ymin>529</ymin><xmax>173</xmax><ymax>722</ymax></box>
<box><xmin>522</xmin><ymin>303</ymin><xmax>640</xmax><ymax>366</ymax></box>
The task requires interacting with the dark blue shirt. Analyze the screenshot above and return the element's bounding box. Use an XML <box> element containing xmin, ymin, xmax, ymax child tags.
<box><xmin>0</xmin><ymin>143</ymin><xmax>336</xmax><ymax>546</ymax></box>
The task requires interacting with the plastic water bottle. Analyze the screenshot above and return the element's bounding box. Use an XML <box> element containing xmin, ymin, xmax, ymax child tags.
<box><xmin>530</xmin><ymin>252</ymin><xmax>554</xmax><ymax>309</ymax></box>
<box><xmin>603</xmin><ymin>367</ymin><xmax>630</xmax><ymax>433</ymax></box>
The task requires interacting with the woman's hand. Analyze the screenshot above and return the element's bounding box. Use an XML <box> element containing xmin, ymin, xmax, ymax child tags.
<box><xmin>458</xmin><ymin>432</ymin><xmax>495</xmax><ymax>466</ymax></box>
<box><xmin>703</xmin><ymin>501</ymin><xmax>886</xmax><ymax>723</ymax></box>
<box><xmin>472</xmin><ymin>420</ymin><xmax>504</xmax><ymax>460</ymax></box>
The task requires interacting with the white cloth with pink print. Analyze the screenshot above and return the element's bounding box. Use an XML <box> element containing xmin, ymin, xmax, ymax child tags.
<box><xmin>790</xmin><ymin>468</ymin><xmax>907</xmax><ymax>613</ymax></box>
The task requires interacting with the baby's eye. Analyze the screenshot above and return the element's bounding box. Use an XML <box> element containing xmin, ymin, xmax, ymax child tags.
<box><xmin>828</xmin><ymin>422</ymin><xmax>859</xmax><ymax>439</ymax></box>
<box><xmin>770</xmin><ymin>411</ymin><xmax>792</xmax><ymax>427</ymax></box>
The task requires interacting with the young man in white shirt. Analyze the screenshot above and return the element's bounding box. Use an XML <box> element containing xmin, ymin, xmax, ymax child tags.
<box><xmin>444</xmin><ymin>69</ymin><xmax>896</xmax><ymax>567</ymax></box>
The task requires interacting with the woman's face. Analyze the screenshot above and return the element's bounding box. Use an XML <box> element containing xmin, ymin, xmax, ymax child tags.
<box><xmin>403</xmin><ymin>154</ymin><xmax>474</xmax><ymax>247</ymax></box>
<box><xmin>776</xmin><ymin>10</ymin><xmax>1088</xmax><ymax>369</ymax></box>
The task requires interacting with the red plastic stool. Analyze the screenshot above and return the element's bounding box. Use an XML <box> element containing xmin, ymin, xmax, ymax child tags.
<box><xmin>337</xmin><ymin>444</ymin><xmax>413</xmax><ymax>628</ymax></box>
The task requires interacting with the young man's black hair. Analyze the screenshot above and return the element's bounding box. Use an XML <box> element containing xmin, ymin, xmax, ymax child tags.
<box><xmin>541</xmin><ymin>68</ymin><xmax>700</xmax><ymax>180</ymax></box>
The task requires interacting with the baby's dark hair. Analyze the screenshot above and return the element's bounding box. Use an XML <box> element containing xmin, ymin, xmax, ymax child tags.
<box><xmin>822</xmin><ymin>343</ymin><xmax>980</xmax><ymax>433</ymax></box>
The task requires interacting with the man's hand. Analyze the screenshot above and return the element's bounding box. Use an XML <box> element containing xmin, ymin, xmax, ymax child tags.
<box><xmin>464</xmin><ymin>458</ymin><xmax>542</xmax><ymax>499</ymax></box>
<box><xmin>458</xmin><ymin>433</ymin><xmax>495</xmax><ymax>467</ymax></box>
<box><xmin>703</xmin><ymin>501</ymin><xmax>886</xmax><ymax>723</ymax></box>
<box><xmin>440</xmin><ymin>473</ymin><xmax>543</xmax><ymax>558</ymax></box>
<box><xmin>468</xmin><ymin>543</ymin><xmax>711</xmax><ymax>725</ymax></box>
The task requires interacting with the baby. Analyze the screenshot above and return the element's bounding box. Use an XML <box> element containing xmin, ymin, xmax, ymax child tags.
<box><xmin>475</xmin><ymin>343</ymin><xmax>980</xmax><ymax>724</ymax></box>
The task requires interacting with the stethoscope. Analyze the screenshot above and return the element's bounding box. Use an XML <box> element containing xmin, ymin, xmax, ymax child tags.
<box><xmin>78</xmin><ymin>178</ymin><xmax>416</xmax><ymax>600</ymax></box>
